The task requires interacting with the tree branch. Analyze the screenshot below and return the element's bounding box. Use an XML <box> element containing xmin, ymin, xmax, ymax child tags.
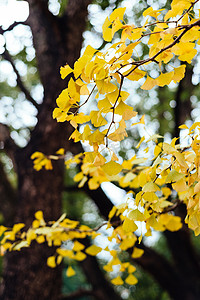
<box><xmin>2</xmin><ymin>49</ymin><xmax>40</xmax><ymax>110</ymax></box>
<box><xmin>0</xmin><ymin>22</ymin><xmax>27</xmax><ymax>35</ymax></box>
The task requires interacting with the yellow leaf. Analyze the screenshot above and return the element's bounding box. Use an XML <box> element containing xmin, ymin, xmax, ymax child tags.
<box><xmin>102</xmin><ymin>161</ymin><xmax>122</xmax><ymax>176</ymax></box>
<box><xmin>56</xmin><ymin>148</ymin><xmax>65</xmax><ymax>155</ymax></box>
<box><xmin>47</xmin><ymin>256</ymin><xmax>56</xmax><ymax>268</ymax></box>
<box><xmin>125</xmin><ymin>274</ymin><xmax>138</xmax><ymax>285</ymax></box>
<box><xmin>60</xmin><ymin>64</ymin><xmax>73</xmax><ymax>79</ymax></box>
<box><xmin>12</xmin><ymin>223</ymin><xmax>25</xmax><ymax>234</ymax></box>
<box><xmin>120</xmin><ymin>236</ymin><xmax>137</xmax><ymax>250</ymax></box>
<box><xmin>110</xmin><ymin>7</ymin><xmax>126</xmax><ymax>22</ymax></box>
<box><xmin>73</xmin><ymin>241</ymin><xmax>85</xmax><ymax>251</ymax></box>
<box><xmin>172</xmin><ymin>179</ymin><xmax>187</xmax><ymax>192</ymax></box>
<box><xmin>156</xmin><ymin>71</ymin><xmax>174</xmax><ymax>87</ymax></box>
<box><xmin>128</xmin><ymin>265</ymin><xmax>136</xmax><ymax>273</ymax></box>
<box><xmin>174</xmin><ymin>152</ymin><xmax>188</xmax><ymax>169</ymax></box>
<box><xmin>93</xmin><ymin>153</ymin><xmax>106</xmax><ymax>167</ymax></box>
<box><xmin>179</xmin><ymin>124</ymin><xmax>188</xmax><ymax>129</ymax></box>
<box><xmin>35</xmin><ymin>211</ymin><xmax>44</xmax><ymax>221</ymax></box>
<box><xmin>142</xmin><ymin>182</ymin><xmax>160</xmax><ymax>192</ymax></box>
<box><xmin>165</xmin><ymin>170</ymin><xmax>184</xmax><ymax>183</ymax></box>
<box><xmin>129</xmin><ymin>209</ymin><xmax>145</xmax><ymax>222</ymax></box>
<box><xmin>194</xmin><ymin>181</ymin><xmax>200</xmax><ymax>194</ymax></box>
<box><xmin>85</xmin><ymin>245</ymin><xmax>102</xmax><ymax>256</ymax></box>
<box><xmin>80</xmin><ymin>84</ymin><xmax>90</xmax><ymax>95</ymax></box>
<box><xmin>122</xmin><ymin>110</ymin><xmax>137</xmax><ymax>121</ymax></box>
<box><xmin>115</xmin><ymin>101</ymin><xmax>133</xmax><ymax>115</ymax></box>
<box><xmin>74</xmin><ymin>251</ymin><xmax>87</xmax><ymax>261</ymax></box>
<box><xmin>90</xmin><ymin>111</ymin><xmax>107</xmax><ymax>127</ymax></box>
<box><xmin>173</xmin><ymin>65</ymin><xmax>186</xmax><ymax>83</ymax></box>
<box><xmin>140</xmin><ymin>75</ymin><xmax>157</xmax><ymax>90</ymax></box>
<box><xmin>102</xmin><ymin>17</ymin><xmax>112</xmax><ymax>42</ymax></box>
<box><xmin>125</xmin><ymin>69</ymin><xmax>146</xmax><ymax>81</ymax></box>
<box><xmin>111</xmin><ymin>276</ymin><xmax>124</xmax><ymax>285</ymax></box>
<box><xmin>132</xmin><ymin>247</ymin><xmax>144</xmax><ymax>258</ymax></box>
<box><xmin>83</xmin><ymin>45</ymin><xmax>97</xmax><ymax>57</ymax></box>
<box><xmin>36</xmin><ymin>235</ymin><xmax>45</xmax><ymax>244</ymax></box>
<box><xmin>74</xmin><ymin>172</ymin><xmax>84</xmax><ymax>182</ymax></box>
<box><xmin>108</xmin><ymin>127</ymin><xmax>127</xmax><ymax>142</ymax></box>
<box><xmin>123</xmin><ymin>218</ymin><xmax>138</xmax><ymax>233</ymax></box>
<box><xmin>108</xmin><ymin>206</ymin><xmax>117</xmax><ymax>219</ymax></box>
<box><xmin>66</xmin><ymin>266</ymin><xmax>76</xmax><ymax>277</ymax></box>
<box><xmin>88</xmin><ymin>178</ymin><xmax>99</xmax><ymax>190</ymax></box>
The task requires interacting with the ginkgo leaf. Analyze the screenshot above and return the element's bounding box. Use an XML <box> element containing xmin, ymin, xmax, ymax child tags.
<box><xmin>102</xmin><ymin>17</ymin><xmax>112</xmax><ymax>42</ymax></box>
<box><xmin>156</xmin><ymin>71</ymin><xmax>174</xmax><ymax>87</ymax></box>
<box><xmin>128</xmin><ymin>265</ymin><xmax>136</xmax><ymax>273</ymax></box>
<box><xmin>122</xmin><ymin>110</ymin><xmax>137</xmax><ymax>120</ymax></box>
<box><xmin>66</xmin><ymin>266</ymin><xmax>76</xmax><ymax>277</ymax></box>
<box><xmin>165</xmin><ymin>170</ymin><xmax>185</xmax><ymax>183</ymax></box>
<box><xmin>47</xmin><ymin>256</ymin><xmax>56</xmax><ymax>268</ymax></box>
<box><xmin>102</xmin><ymin>161</ymin><xmax>122</xmax><ymax>176</ymax></box>
<box><xmin>194</xmin><ymin>181</ymin><xmax>200</xmax><ymax>194</ymax></box>
<box><xmin>142</xmin><ymin>182</ymin><xmax>160</xmax><ymax>192</ymax></box>
<box><xmin>60</xmin><ymin>64</ymin><xmax>73</xmax><ymax>79</ymax></box>
<box><xmin>111</xmin><ymin>276</ymin><xmax>124</xmax><ymax>285</ymax></box>
<box><xmin>110</xmin><ymin>7</ymin><xmax>126</xmax><ymax>22</ymax></box>
<box><xmin>85</xmin><ymin>245</ymin><xmax>102</xmax><ymax>256</ymax></box>
<box><xmin>128</xmin><ymin>209</ymin><xmax>145</xmax><ymax>221</ymax></box>
<box><xmin>173</xmin><ymin>65</ymin><xmax>186</xmax><ymax>83</ymax></box>
<box><xmin>141</xmin><ymin>75</ymin><xmax>157</xmax><ymax>90</ymax></box>
<box><xmin>125</xmin><ymin>274</ymin><xmax>138</xmax><ymax>285</ymax></box>
<box><xmin>123</xmin><ymin>218</ymin><xmax>138</xmax><ymax>233</ymax></box>
<box><xmin>108</xmin><ymin>127</ymin><xmax>127</xmax><ymax>142</ymax></box>
<box><xmin>132</xmin><ymin>247</ymin><xmax>144</xmax><ymax>258</ymax></box>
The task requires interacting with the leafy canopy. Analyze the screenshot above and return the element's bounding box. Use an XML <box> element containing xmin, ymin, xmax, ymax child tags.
<box><xmin>2</xmin><ymin>0</ymin><xmax>200</xmax><ymax>286</ymax></box>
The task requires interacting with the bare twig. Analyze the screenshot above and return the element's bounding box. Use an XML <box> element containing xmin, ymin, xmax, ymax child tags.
<box><xmin>2</xmin><ymin>49</ymin><xmax>40</xmax><ymax>110</ymax></box>
<box><xmin>105</xmin><ymin>72</ymin><xmax>124</xmax><ymax>147</ymax></box>
<box><xmin>0</xmin><ymin>21</ymin><xmax>27</xmax><ymax>35</ymax></box>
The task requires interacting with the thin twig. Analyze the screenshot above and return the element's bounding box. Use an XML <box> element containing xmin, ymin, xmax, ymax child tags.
<box><xmin>2</xmin><ymin>50</ymin><xmax>40</xmax><ymax>110</ymax></box>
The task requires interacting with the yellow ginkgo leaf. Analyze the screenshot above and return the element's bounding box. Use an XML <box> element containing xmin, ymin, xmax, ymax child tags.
<box><xmin>141</xmin><ymin>75</ymin><xmax>157</xmax><ymax>90</ymax></box>
<box><xmin>85</xmin><ymin>245</ymin><xmax>102</xmax><ymax>256</ymax></box>
<box><xmin>125</xmin><ymin>274</ymin><xmax>138</xmax><ymax>285</ymax></box>
<box><xmin>60</xmin><ymin>64</ymin><xmax>73</xmax><ymax>79</ymax></box>
<box><xmin>131</xmin><ymin>247</ymin><xmax>144</xmax><ymax>259</ymax></box>
<box><xmin>66</xmin><ymin>266</ymin><xmax>76</xmax><ymax>277</ymax></box>
<box><xmin>111</xmin><ymin>276</ymin><xmax>124</xmax><ymax>285</ymax></box>
<box><xmin>102</xmin><ymin>161</ymin><xmax>123</xmax><ymax>176</ymax></box>
<box><xmin>47</xmin><ymin>256</ymin><xmax>56</xmax><ymax>268</ymax></box>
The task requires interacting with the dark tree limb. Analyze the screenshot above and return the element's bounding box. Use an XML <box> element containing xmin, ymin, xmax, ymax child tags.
<box><xmin>2</xmin><ymin>49</ymin><xmax>40</xmax><ymax>110</ymax></box>
<box><xmin>81</xmin><ymin>183</ymin><xmax>200</xmax><ymax>299</ymax></box>
<box><xmin>79</xmin><ymin>237</ymin><xmax>122</xmax><ymax>300</ymax></box>
<box><xmin>174</xmin><ymin>64</ymin><xmax>194</xmax><ymax>137</ymax></box>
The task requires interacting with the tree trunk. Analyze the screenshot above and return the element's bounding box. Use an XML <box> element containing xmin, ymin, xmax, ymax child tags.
<box><xmin>0</xmin><ymin>1</ymin><xmax>91</xmax><ymax>299</ymax></box>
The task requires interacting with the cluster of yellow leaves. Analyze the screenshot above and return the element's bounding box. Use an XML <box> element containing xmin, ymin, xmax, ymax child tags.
<box><xmin>26</xmin><ymin>0</ymin><xmax>200</xmax><ymax>287</ymax></box>
<box><xmin>0</xmin><ymin>211</ymin><xmax>140</xmax><ymax>286</ymax></box>
<box><xmin>31</xmin><ymin>148</ymin><xmax>65</xmax><ymax>171</ymax></box>
<box><xmin>52</xmin><ymin>0</ymin><xmax>200</xmax><ymax>165</ymax></box>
